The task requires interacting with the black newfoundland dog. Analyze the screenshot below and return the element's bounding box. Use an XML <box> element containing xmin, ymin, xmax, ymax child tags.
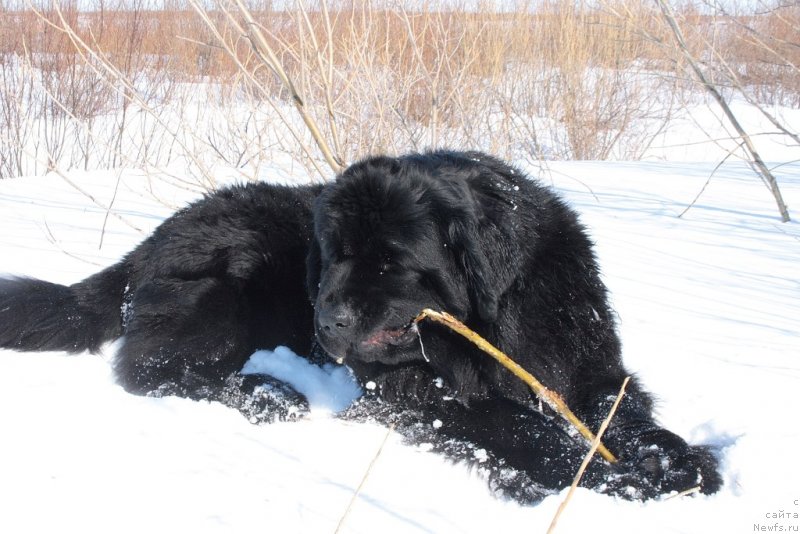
<box><xmin>0</xmin><ymin>150</ymin><xmax>721</xmax><ymax>503</ymax></box>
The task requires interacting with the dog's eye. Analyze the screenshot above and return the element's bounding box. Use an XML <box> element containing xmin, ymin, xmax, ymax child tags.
<box><xmin>379</xmin><ymin>255</ymin><xmax>392</xmax><ymax>274</ymax></box>
<box><xmin>417</xmin><ymin>271</ymin><xmax>434</xmax><ymax>289</ymax></box>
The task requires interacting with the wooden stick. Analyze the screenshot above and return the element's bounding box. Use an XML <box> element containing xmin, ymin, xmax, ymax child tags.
<box><xmin>414</xmin><ymin>309</ymin><xmax>618</xmax><ymax>464</ymax></box>
<box><xmin>546</xmin><ymin>377</ymin><xmax>630</xmax><ymax>534</ymax></box>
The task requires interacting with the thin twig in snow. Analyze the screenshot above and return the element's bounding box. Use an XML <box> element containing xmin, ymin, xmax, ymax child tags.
<box><xmin>546</xmin><ymin>376</ymin><xmax>631</xmax><ymax>534</ymax></box>
<box><xmin>334</xmin><ymin>423</ymin><xmax>395</xmax><ymax>534</ymax></box>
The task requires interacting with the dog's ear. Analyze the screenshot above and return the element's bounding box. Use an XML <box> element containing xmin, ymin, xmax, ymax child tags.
<box><xmin>447</xmin><ymin>215</ymin><xmax>502</xmax><ymax>323</ymax></box>
<box><xmin>305</xmin><ymin>233</ymin><xmax>322</xmax><ymax>303</ymax></box>
<box><xmin>442</xmin><ymin>182</ymin><xmax>519</xmax><ymax>324</ymax></box>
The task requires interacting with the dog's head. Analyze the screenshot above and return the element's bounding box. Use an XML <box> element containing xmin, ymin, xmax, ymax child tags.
<box><xmin>306</xmin><ymin>154</ymin><xmax>520</xmax><ymax>365</ymax></box>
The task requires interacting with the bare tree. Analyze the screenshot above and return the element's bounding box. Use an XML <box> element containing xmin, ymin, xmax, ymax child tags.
<box><xmin>656</xmin><ymin>0</ymin><xmax>791</xmax><ymax>222</ymax></box>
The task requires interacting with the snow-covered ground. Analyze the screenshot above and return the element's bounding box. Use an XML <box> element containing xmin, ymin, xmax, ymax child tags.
<box><xmin>0</xmin><ymin>156</ymin><xmax>798</xmax><ymax>533</ymax></box>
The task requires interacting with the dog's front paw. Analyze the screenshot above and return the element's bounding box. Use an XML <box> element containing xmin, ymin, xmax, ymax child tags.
<box><xmin>622</xmin><ymin>430</ymin><xmax>722</xmax><ymax>497</ymax></box>
<box><xmin>222</xmin><ymin>374</ymin><xmax>310</xmax><ymax>424</ymax></box>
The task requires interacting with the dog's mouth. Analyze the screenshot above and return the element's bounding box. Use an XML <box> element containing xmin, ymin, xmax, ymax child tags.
<box><xmin>321</xmin><ymin>320</ymin><xmax>421</xmax><ymax>365</ymax></box>
<box><xmin>361</xmin><ymin>322</ymin><xmax>418</xmax><ymax>349</ymax></box>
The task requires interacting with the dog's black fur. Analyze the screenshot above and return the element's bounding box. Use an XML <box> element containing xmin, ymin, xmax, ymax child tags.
<box><xmin>0</xmin><ymin>150</ymin><xmax>721</xmax><ymax>503</ymax></box>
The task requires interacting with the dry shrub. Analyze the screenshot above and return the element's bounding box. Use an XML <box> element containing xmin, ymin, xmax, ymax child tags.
<box><xmin>0</xmin><ymin>0</ymin><xmax>797</xmax><ymax>180</ymax></box>
<box><xmin>205</xmin><ymin>0</ymin><xmax>683</xmax><ymax>163</ymax></box>
<box><xmin>720</xmin><ymin>2</ymin><xmax>800</xmax><ymax>106</ymax></box>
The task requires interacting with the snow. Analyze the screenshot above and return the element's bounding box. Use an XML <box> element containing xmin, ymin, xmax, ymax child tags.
<box><xmin>0</xmin><ymin>154</ymin><xmax>799</xmax><ymax>533</ymax></box>
<box><xmin>639</xmin><ymin>98</ymin><xmax>800</xmax><ymax>163</ymax></box>
<box><xmin>241</xmin><ymin>346</ymin><xmax>362</xmax><ymax>415</ymax></box>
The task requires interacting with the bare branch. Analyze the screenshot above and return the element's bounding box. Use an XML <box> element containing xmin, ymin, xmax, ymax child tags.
<box><xmin>656</xmin><ymin>0</ymin><xmax>791</xmax><ymax>222</ymax></box>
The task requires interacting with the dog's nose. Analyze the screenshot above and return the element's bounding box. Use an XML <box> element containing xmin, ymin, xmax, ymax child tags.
<box><xmin>317</xmin><ymin>305</ymin><xmax>356</xmax><ymax>333</ymax></box>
